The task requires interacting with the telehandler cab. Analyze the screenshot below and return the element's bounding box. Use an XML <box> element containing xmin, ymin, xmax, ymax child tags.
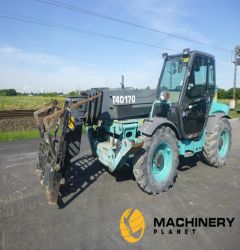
<box><xmin>34</xmin><ymin>49</ymin><xmax>231</xmax><ymax>204</ymax></box>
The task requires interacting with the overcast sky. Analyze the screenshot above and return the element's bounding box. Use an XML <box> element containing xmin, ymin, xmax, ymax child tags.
<box><xmin>0</xmin><ymin>0</ymin><xmax>239</xmax><ymax>93</ymax></box>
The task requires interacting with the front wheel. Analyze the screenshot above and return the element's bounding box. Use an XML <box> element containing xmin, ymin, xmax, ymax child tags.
<box><xmin>203</xmin><ymin>118</ymin><xmax>231</xmax><ymax>167</ymax></box>
<box><xmin>133</xmin><ymin>126</ymin><xmax>179</xmax><ymax>195</ymax></box>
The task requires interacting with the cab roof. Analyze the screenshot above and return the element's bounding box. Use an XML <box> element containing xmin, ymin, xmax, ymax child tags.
<box><xmin>166</xmin><ymin>50</ymin><xmax>214</xmax><ymax>59</ymax></box>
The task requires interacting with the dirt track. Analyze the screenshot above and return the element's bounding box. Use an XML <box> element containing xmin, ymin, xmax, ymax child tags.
<box><xmin>0</xmin><ymin>117</ymin><xmax>36</xmax><ymax>132</ymax></box>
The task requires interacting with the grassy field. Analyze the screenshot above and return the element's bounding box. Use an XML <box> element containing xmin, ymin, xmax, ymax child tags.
<box><xmin>0</xmin><ymin>126</ymin><xmax>87</xmax><ymax>142</ymax></box>
<box><xmin>0</xmin><ymin>95</ymin><xmax>65</xmax><ymax>110</ymax></box>
<box><xmin>0</xmin><ymin>129</ymin><xmax>40</xmax><ymax>142</ymax></box>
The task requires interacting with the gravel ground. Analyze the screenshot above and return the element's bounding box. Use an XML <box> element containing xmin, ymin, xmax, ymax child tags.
<box><xmin>0</xmin><ymin>119</ymin><xmax>239</xmax><ymax>250</ymax></box>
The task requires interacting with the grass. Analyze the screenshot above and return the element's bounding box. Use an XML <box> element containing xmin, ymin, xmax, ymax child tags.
<box><xmin>218</xmin><ymin>99</ymin><xmax>228</xmax><ymax>104</ymax></box>
<box><xmin>0</xmin><ymin>126</ymin><xmax>87</xmax><ymax>142</ymax></box>
<box><xmin>218</xmin><ymin>99</ymin><xmax>240</xmax><ymax>118</ymax></box>
<box><xmin>0</xmin><ymin>129</ymin><xmax>40</xmax><ymax>142</ymax></box>
<box><xmin>229</xmin><ymin>110</ymin><xmax>240</xmax><ymax>119</ymax></box>
<box><xmin>0</xmin><ymin>96</ymin><xmax>65</xmax><ymax>110</ymax></box>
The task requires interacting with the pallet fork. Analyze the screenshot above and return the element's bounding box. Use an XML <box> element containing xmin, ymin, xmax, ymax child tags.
<box><xmin>34</xmin><ymin>94</ymin><xmax>102</xmax><ymax>204</ymax></box>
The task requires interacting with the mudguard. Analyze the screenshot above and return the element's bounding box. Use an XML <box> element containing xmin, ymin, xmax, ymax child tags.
<box><xmin>206</xmin><ymin>113</ymin><xmax>231</xmax><ymax>133</ymax></box>
<box><xmin>139</xmin><ymin>117</ymin><xmax>181</xmax><ymax>138</ymax></box>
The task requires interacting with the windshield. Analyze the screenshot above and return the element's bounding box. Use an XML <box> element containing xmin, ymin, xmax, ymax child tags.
<box><xmin>159</xmin><ymin>57</ymin><xmax>188</xmax><ymax>103</ymax></box>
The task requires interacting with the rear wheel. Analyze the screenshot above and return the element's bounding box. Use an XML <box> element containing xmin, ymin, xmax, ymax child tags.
<box><xmin>203</xmin><ymin>118</ymin><xmax>231</xmax><ymax>167</ymax></box>
<box><xmin>133</xmin><ymin>126</ymin><xmax>179</xmax><ymax>194</ymax></box>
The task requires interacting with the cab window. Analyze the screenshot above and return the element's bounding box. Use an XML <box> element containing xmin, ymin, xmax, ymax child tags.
<box><xmin>186</xmin><ymin>56</ymin><xmax>214</xmax><ymax>99</ymax></box>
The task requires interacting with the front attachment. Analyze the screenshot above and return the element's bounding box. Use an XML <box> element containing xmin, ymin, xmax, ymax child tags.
<box><xmin>34</xmin><ymin>94</ymin><xmax>102</xmax><ymax>204</ymax></box>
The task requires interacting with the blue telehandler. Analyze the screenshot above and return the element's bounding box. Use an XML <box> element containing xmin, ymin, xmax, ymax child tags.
<box><xmin>34</xmin><ymin>49</ymin><xmax>231</xmax><ymax>203</ymax></box>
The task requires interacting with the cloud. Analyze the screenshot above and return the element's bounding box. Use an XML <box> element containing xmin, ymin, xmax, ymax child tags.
<box><xmin>0</xmin><ymin>44</ymin><xmax>163</xmax><ymax>92</ymax></box>
<box><xmin>0</xmin><ymin>45</ymin><xmax>60</xmax><ymax>64</ymax></box>
<box><xmin>0</xmin><ymin>45</ymin><xmax>118</xmax><ymax>92</ymax></box>
<box><xmin>0</xmin><ymin>1</ymin><xmax>235</xmax><ymax>92</ymax></box>
<box><xmin>118</xmin><ymin>0</ymin><xmax>209</xmax><ymax>47</ymax></box>
<box><xmin>0</xmin><ymin>63</ymin><xmax>109</xmax><ymax>93</ymax></box>
<box><xmin>0</xmin><ymin>45</ymin><xmax>108</xmax><ymax>92</ymax></box>
<box><xmin>0</xmin><ymin>43</ymin><xmax>233</xmax><ymax>93</ymax></box>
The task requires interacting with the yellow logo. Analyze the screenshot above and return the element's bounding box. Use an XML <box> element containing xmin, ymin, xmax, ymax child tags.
<box><xmin>68</xmin><ymin>115</ymin><xmax>75</xmax><ymax>130</ymax></box>
<box><xmin>119</xmin><ymin>208</ymin><xmax>145</xmax><ymax>243</ymax></box>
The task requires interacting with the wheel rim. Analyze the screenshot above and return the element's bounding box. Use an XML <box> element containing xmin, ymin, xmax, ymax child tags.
<box><xmin>152</xmin><ymin>142</ymin><xmax>173</xmax><ymax>182</ymax></box>
<box><xmin>218</xmin><ymin>129</ymin><xmax>229</xmax><ymax>158</ymax></box>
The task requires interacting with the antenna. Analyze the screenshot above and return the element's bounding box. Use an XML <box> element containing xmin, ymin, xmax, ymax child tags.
<box><xmin>120</xmin><ymin>75</ymin><xmax>125</xmax><ymax>90</ymax></box>
<box><xmin>230</xmin><ymin>45</ymin><xmax>240</xmax><ymax>109</ymax></box>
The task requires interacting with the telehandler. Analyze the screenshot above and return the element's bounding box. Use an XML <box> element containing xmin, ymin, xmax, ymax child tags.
<box><xmin>34</xmin><ymin>49</ymin><xmax>231</xmax><ymax>204</ymax></box>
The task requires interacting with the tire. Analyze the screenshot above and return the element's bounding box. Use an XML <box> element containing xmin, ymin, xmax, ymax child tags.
<box><xmin>133</xmin><ymin>126</ymin><xmax>179</xmax><ymax>195</ymax></box>
<box><xmin>203</xmin><ymin>118</ymin><xmax>231</xmax><ymax>167</ymax></box>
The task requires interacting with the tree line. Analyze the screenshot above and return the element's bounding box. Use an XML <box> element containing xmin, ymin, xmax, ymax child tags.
<box><xmin>217</xmin><ymin>88</ymin><xmax>240</xmax><ymax>99</ymax></box>
<box><xmin>0</xmin><ymin>89</ymin><xmax>63</xmax><ymax>96</ymax></box>
<box><xmin>0</xmin><ymin>88</ymin><xmax>240</xmax><ymax>99</ymax></box>
<box><xmin>0</xmin><ymin>89</ymin><xmax>17</xmax><ymax>96</ymax></box>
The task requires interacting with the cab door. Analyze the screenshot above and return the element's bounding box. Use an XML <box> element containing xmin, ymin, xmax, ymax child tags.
<box><xmin>180</xmin><ymin>54</ymin><xmax>215</xmax><ymax>138</ymax></box>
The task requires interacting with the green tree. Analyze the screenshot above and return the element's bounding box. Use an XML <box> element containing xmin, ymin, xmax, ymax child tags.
<box><xmin>217</xmin><ymin>88</ymin><xmax>227</xmax><ymax>99</ymax></box>
<box><xmin>0</xmin><ymin>89</ymin><xmax>17</xmax><ymax>96</ymax></box>
<box><xmin>68</xmin><ymin>90</ymin><xmax>80</xmax><ymax>96</ymax></box>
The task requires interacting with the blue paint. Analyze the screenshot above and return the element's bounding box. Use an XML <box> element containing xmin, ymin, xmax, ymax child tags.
<box><xmin>178</xmin><ymin>131</ymin><xmax>206</xmax><ymax>156</ymax></box>
<box><xmin>151</xmin><ymin>142</ymin><xmax>173</xmax><ymax>182</ymax></box>
<box><xmin>89</xmin><ymin>119</ymin><xmax>144</xmax><ymax>172</ymax></box>
<box><xmin>102</xmin><ymin>119</ymin><xmax>140</xmax><ymax>139</ymax></box>
<box><xmin>96</xmin><ymin>138</ymin><xmax>143</xmax><ymax>172</ymax></box>
<box><xmin>209</xmin><ymin>101</ymin><xmax>230</xmax><ymax>115</ymax></box>
<box><xmin>218</xmin><ymin>129</ymin><xmax>229</xmax><ymax>158</ymax></box>
<box><xmin>90</xmin><ymin>100</ymin><xmax>231</xmax><ymax>173</ymax></box>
